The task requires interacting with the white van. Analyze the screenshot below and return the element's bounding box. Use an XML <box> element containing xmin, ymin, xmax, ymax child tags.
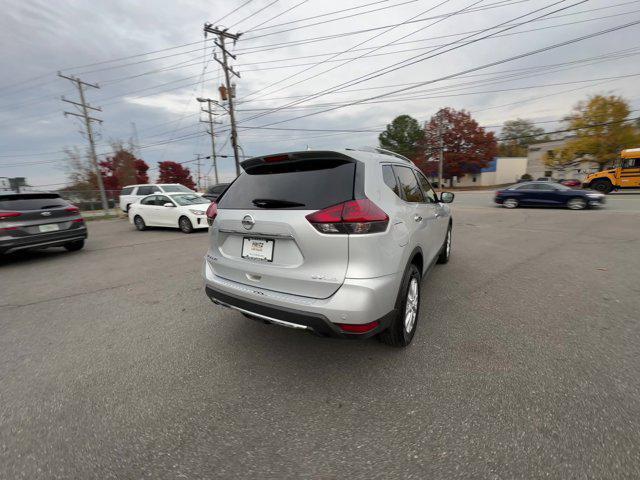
<box><xmin>119</xmin><ymin>184</ymin><xmax>195</xmax><ymax>213</ymax></box>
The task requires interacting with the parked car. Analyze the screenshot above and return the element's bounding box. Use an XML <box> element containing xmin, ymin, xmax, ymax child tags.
<box><xmin>128</xmin><ymin>192</ymin><xmax>211</xmax><ymax>233</ymax></box>
<box><xmin>203</xmin><ymin>148</ymin><xmax>455</xmax><ymax>347</ymax></box>
<box><xmin>0</xmin><ymin>192</ymin><xmax>87</xmax><ymax>255</ymax></box>
<box><xmin>494</xmin><ymin>181</ymin><xmax>605</xmax><ymax>209</ymax></box>
<box><xmin>560</xmin><ymin>179</ymin><xmax>582</xmax><ymax>188</ymax></box>
<box><xmin>202</xmin><ymin>183</ymin><xmax>230</xmax><ymax>202</ymax></box>
<box><xmin>119</xmin><ymin>184</ymin><xmax>196</xmax><ymax>213</ymax></box>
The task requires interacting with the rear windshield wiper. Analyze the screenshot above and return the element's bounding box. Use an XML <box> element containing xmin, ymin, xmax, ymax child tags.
<box><xmin>251</xmin><ymin>198</ymin><xmax>305</xmax><ymax>208</ymax></box>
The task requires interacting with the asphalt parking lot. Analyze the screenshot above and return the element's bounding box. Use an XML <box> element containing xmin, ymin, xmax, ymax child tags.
<box><xmin>1</xmin><ymin>195</ymin><xmax>639</xmax><ymax>479</ymax></box>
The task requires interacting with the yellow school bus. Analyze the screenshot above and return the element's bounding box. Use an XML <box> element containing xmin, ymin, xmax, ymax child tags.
<box><xmin>583</xmin><ymin>148</ymin><xmax>640</xmax><ymax>193</ymax></box>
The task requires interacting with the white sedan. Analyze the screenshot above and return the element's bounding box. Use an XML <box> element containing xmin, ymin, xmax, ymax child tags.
<box><xmin>128</xmin><ymin>193</ymin><xmax>212</xmax><ymax>233</ymax></box>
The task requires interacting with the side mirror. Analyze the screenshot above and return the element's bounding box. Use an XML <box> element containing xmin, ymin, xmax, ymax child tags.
<box><xmin>440</xmin><ymin>192</ymin><xmax>455</xmax><ymax>203</ymax></box>
<box><xmin>163</xmin><ymin>202</ymin><xmax>175</xmax><ymax>208</ymax></box>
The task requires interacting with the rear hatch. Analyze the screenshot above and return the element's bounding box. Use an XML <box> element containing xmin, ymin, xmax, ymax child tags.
<box><xmin>209</xmin><ymin>152</ymin><xmax>356</xmax><ymax>299</ymax></box>
<box><xmin>0</xmin><ymin>193</ymin><xmax>82</xmax><ymax>236</ymax></box>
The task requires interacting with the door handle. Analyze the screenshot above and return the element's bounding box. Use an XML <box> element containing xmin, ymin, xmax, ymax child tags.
<box><xmin>414</xmin><ymin>215</ymin><xmax>422</xmax><ymax>222</ymax></box>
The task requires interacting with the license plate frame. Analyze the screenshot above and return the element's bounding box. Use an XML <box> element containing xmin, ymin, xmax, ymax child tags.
<box><xmin>241</xmin><ymin>237</ymin><xmax>274</xmax><ymax>262</ymax></box>
<box><xmin>39</xmin><ymin>224</ymin><xmax>60</xmax><ymax>233</ymax></box>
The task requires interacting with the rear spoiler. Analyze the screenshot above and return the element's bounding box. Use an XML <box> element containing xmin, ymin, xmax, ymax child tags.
<box><xmin>240</xmin><ymin>151</ymin><xmax>355</xmax><ymax>172</ymax></box>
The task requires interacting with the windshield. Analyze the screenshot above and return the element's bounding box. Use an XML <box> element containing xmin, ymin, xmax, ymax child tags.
<box><xmin>162</xmin><ymin>185</ymin><xmax>192</xmax><ymax>193</ymax></box>
<box><xmin>170</xmin><ymin>194</ymin><xmax>210</xmax><ymax>206</ymax></box>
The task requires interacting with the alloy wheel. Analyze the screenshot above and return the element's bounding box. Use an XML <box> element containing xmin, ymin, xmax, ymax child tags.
<box><xmin>404</xmin><ymin>278</ymin><xmax>419</xmax><ymax>333</ymax></box>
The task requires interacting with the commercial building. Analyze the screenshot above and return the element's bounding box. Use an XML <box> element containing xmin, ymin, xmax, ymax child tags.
<box><xmin>526</xmin><ymin>139</ymin><xmax>600</xmax><ymax>180</ymax></box>
<box><xmin>453</xmin><ymin>157</ymin><xmax>528</xmax><ymax>187</ymax></box>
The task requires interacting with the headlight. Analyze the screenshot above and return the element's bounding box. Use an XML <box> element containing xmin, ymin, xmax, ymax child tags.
<box><xmin>189</xmin><ymin>209</ymin><xmax>206</xmax><ymax>215</ymax></box>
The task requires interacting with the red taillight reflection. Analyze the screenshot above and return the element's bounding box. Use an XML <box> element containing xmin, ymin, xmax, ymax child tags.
<box><xmin>336</xmin><ymin>321</ymin><xmax>379</xmax><ymax>334</ymax></box>
<box><xmin>305</xmin><ymin>199</ymin><xmax>388</xmax><ymax>234</ymax></box>
<box><xmin>0</xmin><ymin>211</ymin><xmax>21</xmax><ymax>220</ymax></box>
<box><xmin>206</xmin><ymin>202</ymin><xmax>218</xmax><ymax>226</ymax></box>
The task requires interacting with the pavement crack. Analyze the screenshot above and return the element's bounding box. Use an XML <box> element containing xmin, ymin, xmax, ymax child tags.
<box><xmin>0</xmin><ymin>281</ymin><xmax>137</xmax><ymax>308</ymax></box>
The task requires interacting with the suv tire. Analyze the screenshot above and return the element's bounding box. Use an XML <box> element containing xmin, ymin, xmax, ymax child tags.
<box><xmin>379</xmin><ymin>263</ymin><xmax>421</xmax><ymax>347</ymax></box>
<box><xmin>437</xmin><ymin>224</ymin><xmax>452</xmax><ymax>264</ymax></box>
<box><xmin>590</xmin><ymin>179</ymin><xmax>612</xmax><ymax>194</ymax></box>
<box><xmin>64</xmin><ymin>240</ymin><xmax>85</xmax><ymax>252</ymax></box>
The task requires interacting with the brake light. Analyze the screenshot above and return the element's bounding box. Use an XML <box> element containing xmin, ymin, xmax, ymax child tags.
<box><xmin>305</xmin><ymin>199</ymin><xmax>388</xmax><ymax>234</ymax></box>
<box><xmin>206</xmin><ymin>202</ymin><xmax>218</xmax><ymax>226</ymax></box>
<box><xmin>0</xmin><ymin>211</ymin><xmax>21</xmax><ymax>220</ymax></box>
<box><xmin>65</xmin><ymin>206</ymin><xmax>80</xmax><ymax>213</ymax></box>
<box><xmin>263</xmin><ymin>154</ymin><xmax>289</xmax><ymax>163</ymax></box>
<box><xmin>71</xmin><ymin>218</ymin><xmax>84</xmax><ymax>223</ymax></box>
<box><xmin>336</xmin><ymin>321</ymin><xmax>380</xmax><ymax>333</ymax></box>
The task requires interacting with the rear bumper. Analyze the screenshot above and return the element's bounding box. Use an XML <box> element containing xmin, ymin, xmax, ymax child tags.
<box><xmin>203</xmin><ymin>258</ymin><xmax>400</xmax><ymax>338</ymax></box>
<box><xmin>0</xmin><ymin>227</ymin><xmax>87</xmax><ymax>254</ymax></box>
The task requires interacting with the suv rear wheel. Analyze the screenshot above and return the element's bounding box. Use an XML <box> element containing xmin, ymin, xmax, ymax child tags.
<box><xmin>379</xmin><ymin>264</ymin><xmax>421</xmax><ymax>347</ymax></box>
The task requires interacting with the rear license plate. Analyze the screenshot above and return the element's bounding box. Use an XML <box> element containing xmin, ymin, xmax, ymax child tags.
<box><xmin>39</xmin><ymin>224</ymin><xmax>60</xmax><ymax>233</ymax></box>
<box><xmin>242</xmin><ymin>237</ymin><xmax>274</xmax><ymax>262</ymax></box>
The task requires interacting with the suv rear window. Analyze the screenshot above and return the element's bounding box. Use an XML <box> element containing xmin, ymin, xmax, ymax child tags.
<box><xmin>0</xmin><ymin>194</ymin><xmax>67</xmax><ymax>211</ymax></box>
<box><xmin>137</xmin><ymin>186</ymin><xmax>156</xmax><ymax>195</ymax></box>
<box><xmin>161</xmin><ymin>185</ymin><xmax>192</xmax><ymax>193</ymax></box>
<box><xmin>218</xmin><ymin>159</ymin><xmax>355</xmax><ymax>210</ymax></box>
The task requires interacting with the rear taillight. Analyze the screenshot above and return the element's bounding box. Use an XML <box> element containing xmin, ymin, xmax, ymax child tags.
<box><xmin>206</xmin><ymin>202</ymin><xmax>218</xmax><ymax>226</ymax></box>
<box><xmin>71</xmin><ymin>218</ymin><xmax>84</xmax><ymax>223</ymax></box>
<box><xmin>305</xmin><ymin>198</ymin><xmax>388</xmax><ymax>234</ymax></box>
<box><xmin>0</xmin><ymin>211</ymin><xmax>21</xmax><ymax>220</ymax></box>
<box><xmin>336</xmin><ymin>321</ymin><xmax>380</xmax><ymax>333</ymax></box>
<box><xmin>65</xmin><ymin>206</ymin><xmax>80</xmax><ymax>214</ymax></box>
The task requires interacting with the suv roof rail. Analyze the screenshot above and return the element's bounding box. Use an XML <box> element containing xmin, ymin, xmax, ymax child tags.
<box><xmin>347</xmin><ymin>146</ymin><xmax>412</xmax><ymax>162</ymax></box>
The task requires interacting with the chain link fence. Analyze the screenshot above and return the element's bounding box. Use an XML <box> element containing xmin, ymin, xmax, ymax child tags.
<box><xmin>56</xmin><ymin>190</ymin><xmax>121</xmax><ymax>214</ymax></box>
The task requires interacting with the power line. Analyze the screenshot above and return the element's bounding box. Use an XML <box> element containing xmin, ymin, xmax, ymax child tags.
<box><xmin>241</xmin><ymin>18</ymin><xmax>640</xmax><ymax>129</ymax></box>
<box><xmin>234</xmin><ymin>7</ymin><xmax>640</xmax><ymax>73</ymax></box>
<box><xmin>228</xmin><ymin>0</ymin><xmax>280</xmax><ymax>29</ymax></box>
<box><xmin>212</xmin><ymin>0</ymin><xmax>256</xmax><ymax>25</ymax></box>
<box><xmin>240</xmin><ymin>0</ymin><xmax>588</xmax><ymax>124</ymax></box>
<box><xmin>243</xmin><ymin>0</ymin><xmax>311</xmax><ymax>32</ymax></box>
<box><xmin>235</xmin><ymin>0</ymin><xmax>638</xmax><ymax>54</ymax></box>
<box><xmin>241</xmin><ymin>0</ymin><xmax>462</xmax><ymax>101</ymax></box>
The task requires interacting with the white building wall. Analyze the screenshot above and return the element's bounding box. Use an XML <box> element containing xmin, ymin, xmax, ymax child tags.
<box><xmin>453</xmin><ymin>157</ymin><xmax>527</xmax><ymax>187</ymax></box>
<box><xmin>494</xmin><ymin>157</ymin><xmax>527</xmax><ymax>184</ymax></box>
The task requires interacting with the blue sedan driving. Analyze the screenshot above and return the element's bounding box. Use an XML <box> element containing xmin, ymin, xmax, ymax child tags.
<box><xmin>495</xmin><ymin>181</ymin><xmax>605</xmax><ymax>210</ymax></box>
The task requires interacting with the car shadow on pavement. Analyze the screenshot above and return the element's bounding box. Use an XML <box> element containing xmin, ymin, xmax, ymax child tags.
<box><xmin>0</xmin><ymin>248</ymin><xmax>80</xmax><ymax>267</ymax></box>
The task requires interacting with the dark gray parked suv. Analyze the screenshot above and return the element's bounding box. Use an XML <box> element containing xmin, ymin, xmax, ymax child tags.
<box><xmin>0</xmin><ymin>193</ymin><xmax>87</xmax><ymax>255</ymax></box>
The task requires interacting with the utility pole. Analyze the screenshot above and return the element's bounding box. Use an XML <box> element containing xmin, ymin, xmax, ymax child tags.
<box><xmin>195</xmin><ymin>154</ymin><xmax>202</xmax><ymax>191</ymax></box>
<box><xmin>204</xmin><ymin>24</ymin><xmax>242</xmax><ymax>177</ymax></box>
<box><xmin>197</xmin><ymin>97</ymin><xmax>222</xmax><ymax>184</ymax></box>
<box><xmin>58</xmin><ymin>72</ymin><xmax>109</xmax><ymax>215</ymax></box>
<box><xmin>437</xmin><ymin>109</ymin><xmax>445</xmax><ymax>192</ymax></box>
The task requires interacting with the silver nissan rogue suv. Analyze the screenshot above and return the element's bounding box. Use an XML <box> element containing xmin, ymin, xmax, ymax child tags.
<box><xmin>203</xmin><ymin>148</ymin><xmax>454</xmax><ymax>347</ymax></box>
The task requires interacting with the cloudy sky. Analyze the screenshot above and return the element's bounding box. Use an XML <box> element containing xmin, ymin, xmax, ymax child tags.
<box><xmin>1</xmin><ymin>0</ymin><xmax>639</xmax><ymax>189</ymax></box>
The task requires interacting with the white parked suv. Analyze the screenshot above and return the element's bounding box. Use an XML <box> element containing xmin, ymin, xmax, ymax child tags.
<box><xmin>203</xmin><ymin>148</ymin><xmax>454</xmax><ymax>347</ymax></box>
<box><xmin>119</xmin><ymin>184</ymin><xmax>196</xmax><ymax>213</ymax></box>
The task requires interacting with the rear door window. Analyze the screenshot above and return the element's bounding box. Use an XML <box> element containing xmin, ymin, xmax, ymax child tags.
<box><xmin>0</xmin><ymin>194</ymin><xmax>67</xmax><ymax>211</ymax></box>
<box><xmin>140</xmin><ymin>196</ymin><xmax>156</xmax><ymax>205</ymax></box>
<box><xmin>137</xmin><ymin>186</ymin><xmax>155</xmax><ymax>196</ymax></box>
<box><xmin>393</xmin><ymin>166</ymin><xmax>424</xmax><ymax>203</ymax></box>
<box><xmin>121</xmin><ymin>187</ymin><xmax>134</xmax><ymax>195</ymax></box>
<box><xmin>218</xmin><ymin>159</ymin><xmax>355</xmax><ymax>210</ymax></box>
<box><xmin>382</xmin><ymin>165</ymin><xmax>401</xmax><ymax>198</ymax></box>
